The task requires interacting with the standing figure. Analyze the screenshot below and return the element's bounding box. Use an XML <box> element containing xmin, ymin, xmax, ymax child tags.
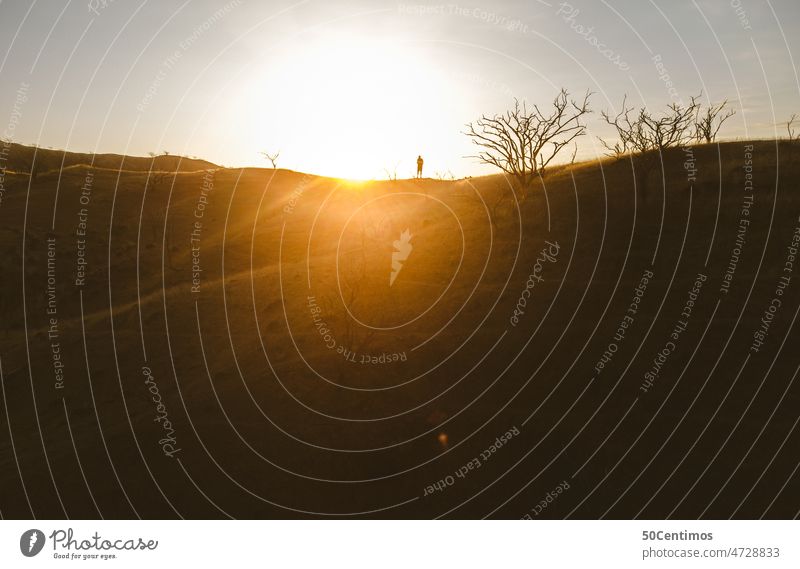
<box><xmin>416</xmin><ymin>155</ymin><xmax>424</xmax><ymax>179</ymax></box>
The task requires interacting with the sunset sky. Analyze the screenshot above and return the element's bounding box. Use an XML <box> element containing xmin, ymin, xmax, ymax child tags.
<box><xmin>0</xmin><ymin>0</ymin><xmax>798</xmax><ymax>179</ymax></box>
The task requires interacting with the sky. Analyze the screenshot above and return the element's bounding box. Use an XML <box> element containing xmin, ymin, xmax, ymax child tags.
<box><xmin>0</xmin><ymin>0</ymin><xmax>798</xmax><ymax>179</ymax></box>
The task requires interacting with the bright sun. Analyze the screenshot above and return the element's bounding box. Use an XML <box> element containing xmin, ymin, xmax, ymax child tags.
<box><xmin>230</xmin><ymin>34</ymin><xmax>463</xmax><ymax>180</ymax></box>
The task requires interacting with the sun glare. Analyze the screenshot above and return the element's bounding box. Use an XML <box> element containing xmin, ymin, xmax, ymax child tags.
<box><xmin>230</xmin><ymin>35</ymin><xmax>462</xmax><ymax>180</ymax></box>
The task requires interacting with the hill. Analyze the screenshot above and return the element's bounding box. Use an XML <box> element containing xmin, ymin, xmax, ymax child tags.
<box><xmin>0</xmin><ymin>139</ymin><xmax>799</xmax><ymax>519</ymax></box>
<box><xmin>0</xmin><ymin>141</ymin><xmax>217</xmax><ymax>177</ymax></box>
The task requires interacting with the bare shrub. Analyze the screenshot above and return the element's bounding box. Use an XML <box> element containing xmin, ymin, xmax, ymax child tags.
<box><xmin>600</xmin><ymin>94</ymin><xmax>700</xmax><ymax>195</ymax></box>
<box><xmin>694</xmin><ymin>100</ymin><xmax>735</xmax><ymax>143</ymax></box>
<box><xmin>465</xmin><ymin>89</ymin><xmax>591</xmax><ymax>201</ymax></box>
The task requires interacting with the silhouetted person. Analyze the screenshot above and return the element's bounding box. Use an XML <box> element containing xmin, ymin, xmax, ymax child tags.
<box><xmin>416</xmin><ymin>155</ymin><xmax>424</xmax><ymax>178</ymax></box>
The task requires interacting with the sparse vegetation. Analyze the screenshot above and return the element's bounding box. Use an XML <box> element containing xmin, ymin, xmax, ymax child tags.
<box><xmin>600</xmin><ymin>94</ymin><xmax>700</xmax><ymax>196</ymax></box>
<box><xmin>600</xmin><ymin>95</ymin><xmax>699</xmax><ymax>156</ymax></box>
<box><xmin>464</xmin><ymin>88</ymin><xmax>592</xmax><ymax>201</ymax></box>
<box><xmin>261</xmin><ymin>150</ymin><xmax>280</xmax><ymax>169</ymax></box>
<box><xmin>694</xmin><ymin>100</ymin><xmax>735</xmax><ymax>144</ymax></box>
<box><xmin>788</xmin><ymin>114</ymin><xmax>798</xmax><ymax>141</ymax></box>
<box><xmin>384</xmin><ymin>162</ymin><xmax>400</xmax><ymax>181</ymax></box>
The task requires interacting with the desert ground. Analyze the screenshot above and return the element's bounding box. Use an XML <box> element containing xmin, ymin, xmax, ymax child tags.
<box><xmin>1</xmin><ymin>140</ymin><xmax>799</xmax><ymax>518</ymax></box>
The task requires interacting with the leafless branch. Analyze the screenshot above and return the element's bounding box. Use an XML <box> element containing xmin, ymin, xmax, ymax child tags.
<box><xmin>464</xmin><ymin>88</ymin><xmax>592</xmax><ymax>200</ymax></box>
<box><xmin>599</xmin><ymin>94</ymin><xmax>700</xmax><ymax>196</ymax></box>
<box><xmin>694</xmin><ymin>100</ymin><xmax>735</xmax><ymax>143</ymax></box>
<box><xmin>600</xmin><ymin>94</ymin><xmax>700</xmax><ymax>157</ymax></box>
<box><xmin>384</xmin><ymin>161</ymin><xmax>400</xmax><ymax>181</ymax></box>
<box><xmin>260</xmin><ymin>150</ymin><xmax>280</xmax><ymax>168</ymax></box>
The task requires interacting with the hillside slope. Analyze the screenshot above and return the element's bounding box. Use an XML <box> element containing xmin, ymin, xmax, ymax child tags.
<box><xmin>1</xmin><ymin>140</ymin><xmax>799</xmax><ymax>519</ymax></box>
<box><xmin>0</xmin><ymin>142</ymin><xmax>216</xmax><ymax>176</ymax></box>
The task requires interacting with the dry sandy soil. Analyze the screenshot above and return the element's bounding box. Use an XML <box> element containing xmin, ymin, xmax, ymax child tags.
<box><xmin>1</xmin><ymin>140</ymin><xmax>799</xmax><ymax>518</ymax></box>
